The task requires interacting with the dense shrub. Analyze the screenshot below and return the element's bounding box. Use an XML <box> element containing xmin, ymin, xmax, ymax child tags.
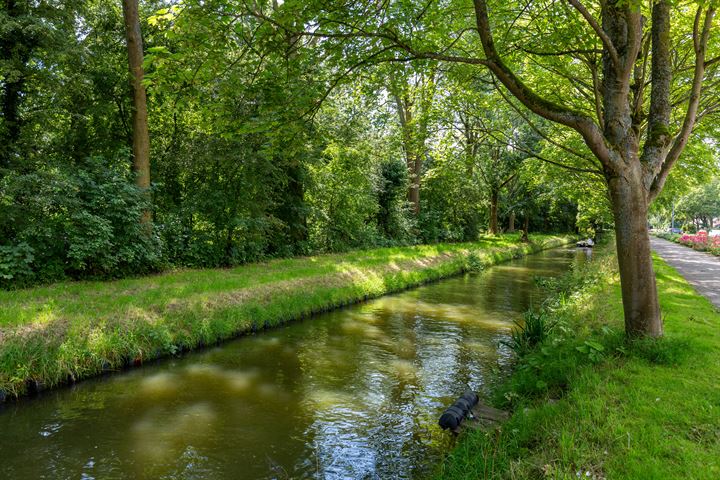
<box><xmin>0</xmin><ymin>155</ymin><xmax>162</xmax><ymax>287</ymax></box>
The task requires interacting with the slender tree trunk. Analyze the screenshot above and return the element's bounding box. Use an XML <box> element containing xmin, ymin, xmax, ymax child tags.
<box><xmin>521</xmin><ymin>215</ymin><xmax>529</xmax><ymax>242</ymax></box>
<box><xmin>608</xmin><ymin>166</ymin><xmax>662</xmax><ymax>337</ymax></box>
<box><xmin>407</xmin><ymin>152</ymin><xmax>421</xmax><ymax>214</ymax></box>
<box><xmin>489</xmin><ymin>189</ymin><xmax>499</xmax><ymax>235</ymax></box>
<box><xmin>122</xmin><ymin>0</ymin><xmax>151</xmax><ymax>224</ymax></box>
<box><xmin>1</xmin><ymin>0</ymin><xmax>29</xmax><ymax>170</ymax></box>
<box><xmin>1</xmin><ymin>79</ymin><xmax>22</xmax><ymax>169</ymax></box>
<box><xmin>395</xmin><ymin>95</ymin><xmax>421</xmax><ymax>215</ymax></box>
<box><xmin>508</xmin><ymin>211</ymin><xmax>515</xmax><ymax>232</ymax></box>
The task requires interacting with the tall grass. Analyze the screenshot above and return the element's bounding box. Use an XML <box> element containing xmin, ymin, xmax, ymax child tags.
<box><xmin>504</xmin><ymin>310</ymin><xmax>555</xmax><ymax>357</ymax></box>
<box><xmin>0</xmin><ymin>234</ymin><xmax>574</xmax><ymax>400</ymax></box>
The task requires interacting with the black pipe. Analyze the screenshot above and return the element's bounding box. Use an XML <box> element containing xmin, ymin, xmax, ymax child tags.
<box><xmin>439</xmin><ymin>390</ymin><xmax>479</xmax><ymax>430</ymax></box>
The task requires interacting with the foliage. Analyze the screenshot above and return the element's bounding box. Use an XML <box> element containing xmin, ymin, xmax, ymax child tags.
<box><xmin>504</xmin><ymin>310</ymin><xmax>554</xmax><ymax>357</ymax></box>
<box><xmin>0</xmin><ymin>154</ymin><xmax>162</xmax><ymax>287</ymax></box>
<box><xmin>438</xmin><ymin>245</ymin><xmax>720</xmax><ymax>480</ymax></box>
<box><xmin>675</xmin><ymin>178</ymin><xmax>720</xmax><ymax>232</ymax></box>
<box><xmin>0</xmin><ymin>0</ymin><xmax>605</xmax><ymax>288</ymax></box>
<box><xmin>307</xmin><ymin>141</ymin><xmax>380</xmax><ymax>251</ymax></box>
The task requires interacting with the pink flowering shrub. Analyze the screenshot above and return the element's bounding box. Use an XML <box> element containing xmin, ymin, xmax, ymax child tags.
<box><xmin>677</xmin><ymin>232</ymin><xmax>720</xmax><ymax>255</ymax></box>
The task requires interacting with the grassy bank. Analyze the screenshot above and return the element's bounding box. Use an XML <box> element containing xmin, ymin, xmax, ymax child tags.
<box><xmin>438</xmin><ymin>243</ymin><xmax>720</xmax><ymax>479</ymax></box>
<box><xmin>0</xmin><ymin>234</ymin><xmax>573</xmax><ymax>400</ymax></box>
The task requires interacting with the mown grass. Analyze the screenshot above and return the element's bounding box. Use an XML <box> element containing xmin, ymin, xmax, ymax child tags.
<box><xmin>437</xmin><ymin>242</ymin><xmax>720</xmax><ymax>479</ymax></box>
<box><xmin>0</xmin><ymin>233</ymin><xmax>573</xmax><ymax>400</ymax></box>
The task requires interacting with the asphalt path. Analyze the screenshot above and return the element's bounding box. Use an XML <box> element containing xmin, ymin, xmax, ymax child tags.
<box><xmin>650</xmin><ymin>236</ymin><xmax>720</xmax><ymax>309</ymax></box>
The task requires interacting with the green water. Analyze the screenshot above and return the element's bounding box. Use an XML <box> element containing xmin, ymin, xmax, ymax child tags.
<box><xmin>0</xmin><ymin>247</ymin><xmax>589</xmax><ymax>479</ymax></box>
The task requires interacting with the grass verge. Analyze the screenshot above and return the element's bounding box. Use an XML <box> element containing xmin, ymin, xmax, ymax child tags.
<box><xmin>0</xmin><ymin>233</ymin><xmax>573</xmax><ymax>401</ymax></box>
<box><xmin>437</xmin><ymin>242</ymin><xmax>720</xmax><ymax>479</ymax></box>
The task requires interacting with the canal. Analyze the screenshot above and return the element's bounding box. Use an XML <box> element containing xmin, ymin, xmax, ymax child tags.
<box><xmin>0</xmin><ymin>247</ymin><xmax>588</xmax><ymax>479</ymax></box>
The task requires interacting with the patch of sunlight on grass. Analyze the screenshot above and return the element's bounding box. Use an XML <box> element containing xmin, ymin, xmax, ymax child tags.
<box><xmin>22</xmin><ymin>303</ymin><xmax>60</xmax><ymax>327</ymax></box>
<box><xmin>124</xmin><ymin>305</ymin><xmax>160</xmax><ymax>325</ymax></box>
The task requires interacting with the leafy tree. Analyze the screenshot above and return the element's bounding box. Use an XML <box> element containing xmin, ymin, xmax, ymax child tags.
<box><xmin>386</xmin><ymin>62</ymin><xmax>438</xmax><ymax>215</ymax></box>
<box><xmin>676</xmin><ymin>179</ymin><xmax>720</xmax><ymax>231</ymax></box>
<box><xmin>285</xmin><ymin>0</ymin><xmax>719</xmax><ymax>337</ymax></box>
<box><xmin>122</xmin><ymin>0</ymin><xmax>152</xmax><ymax>225</ymax></box>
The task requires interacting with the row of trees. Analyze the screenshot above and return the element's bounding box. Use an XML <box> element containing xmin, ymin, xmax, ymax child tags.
<box><xmin>650</xmin><ymin>179</ymin><xmax>720</xmax><ymax>232</ymax></box>
<box><xmin>0</xmin><ymin>0</ymin><xmax>582</xmax><ymax>287</ymax></box>
<box><xmin>2</xmin><ymin>0</ymin><xmax>719</xmax><ymax>338</ymax></box>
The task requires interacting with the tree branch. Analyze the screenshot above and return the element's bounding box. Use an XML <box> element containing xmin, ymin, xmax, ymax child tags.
<box><xmin>567</xmin><ymin>0</ymin><xmax>621</xmax><ymax>70</ymax></box>
<box><xmin>649</xmin><ymin>6</ymin><xmax>716</xmax><ymax>202</ymax></box>
<box><xmin>640</xmin><ymin>0</ymin><xmax>672</xmax><ymax>176</ymax></box>
<box><xmin>494</xmin><ymin>82</ymin><xmax>601</xmax><ymax>168</ymax></box>
<box><xmin>472</xmin><ymin>0</ymin><xmax>613</xmax><ymax>169</ymax></box>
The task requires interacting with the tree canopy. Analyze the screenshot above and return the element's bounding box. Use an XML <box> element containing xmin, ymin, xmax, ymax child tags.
<box><xmin>1</xmin><ymin>0</ymin><xmax>718</xmax><ymax>337</ymax></box>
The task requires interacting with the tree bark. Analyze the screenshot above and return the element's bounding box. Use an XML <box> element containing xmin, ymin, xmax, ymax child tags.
<box><xmin>489</xmin><ymin>189</ymin><xmax>499</xmax><ymax>235</ymax></box>
<box><xmin>508</xmin><ymin>211</ymin><xmax>515</xmax><ymax>232</ymax></box>
<box><xmin>122</xmin><ymin>0</ymin><xmax>152</xmax><ymax>224</ymax></box>
<box><xmin>465</xmin><ymin>0</ymin><xmax>719</xmax><ymax>337</ymax></box>
<box><xmin>393</xmin><ymin>94</ymin><xmax>422</xmax><ymax>214</ymax></box>
<box><xmin>521</xmin><ymin>215</ymin><xmax>529</xmax><ymax>242</ymax></box>
<box><xmin>407</xmin><ymin>153</ymin><xmax>421</xmax><ymax>214</ymax></box>
<box><xmin>608</xmin><ymin>165</ymin><xmax>662</xmax><ymax>336</ymax></box>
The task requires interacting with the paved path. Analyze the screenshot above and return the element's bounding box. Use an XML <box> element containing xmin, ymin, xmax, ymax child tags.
<box><xmin>650</xmin><ymin>236</ymin><xmax>720</xmax><ymax>308</ymax></box>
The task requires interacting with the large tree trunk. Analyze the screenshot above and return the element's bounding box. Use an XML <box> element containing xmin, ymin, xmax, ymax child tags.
<box><xmin>122</xmin><ymin>0</ymin><xmax>152</xmax><ymax>224</ymax></box>
<box><xmin>468</xmin><ymin>0</ymin><xmax>715</xmax><ymax>337</ymax></box>
<box><xmin>489</xmin><ymin>189</ymin><xmax>499</xmax><ymax>235</ymax></box>
<box><xmin>608</xmin><ymin>165</ymin><xmax>662</xmax><ymax>337</ymax></box>
<box><xmin>599</xmin><ymin>6</ymin><xmax>662</xmax><ymax>337</ymax></box>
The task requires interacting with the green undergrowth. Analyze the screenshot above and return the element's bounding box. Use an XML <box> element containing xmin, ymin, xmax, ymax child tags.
<box><xmin>438</xmin><ymin>242</ymin><xmax>720</xmax><ymax>479</ymax></box>
<box><xmin>0</xmin><ymin>233</ymin><xmax>573</xmax><ymax>400</ymax></box>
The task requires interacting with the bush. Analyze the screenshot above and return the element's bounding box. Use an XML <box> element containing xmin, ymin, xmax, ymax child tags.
<box><xmin>0</xmin><ymin>154</ymin><xmax>163</xmax><ymax>287</ymax></box>
<box><xmin>0</xmin><ymin>243</ymin><xmax>34</xmax><ymax>284</ymax></box>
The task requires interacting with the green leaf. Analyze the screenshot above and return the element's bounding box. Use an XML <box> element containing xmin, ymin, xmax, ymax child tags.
<box><xmin>584</xmin><ymin>340</ymin><xmax>605</xmax><ymax>352</ymax></box>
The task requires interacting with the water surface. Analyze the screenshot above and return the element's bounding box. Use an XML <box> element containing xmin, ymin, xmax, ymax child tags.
<box><xmin>0</xmin><ymin>247</ymin><xmax>588</xmax><ymax>479</ymax></box>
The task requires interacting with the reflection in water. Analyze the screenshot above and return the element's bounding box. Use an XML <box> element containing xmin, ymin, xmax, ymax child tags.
<box><xmin>0</xmin><ymin>247</ymin><xmax>588</xmax><ymax>479</ymax></box>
